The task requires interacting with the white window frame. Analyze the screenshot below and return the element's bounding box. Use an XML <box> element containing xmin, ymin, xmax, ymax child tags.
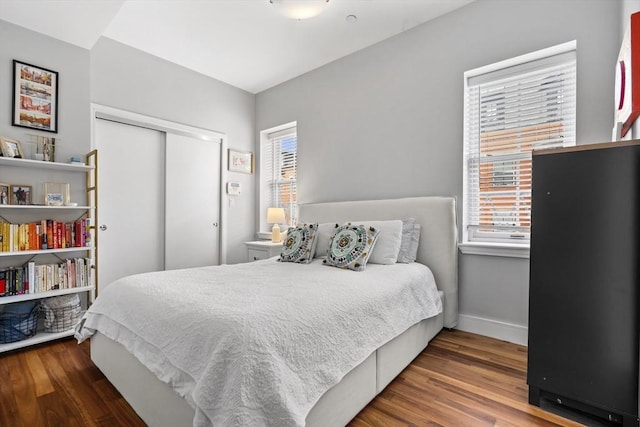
<box><xmin>258</xmin><ymin>121</ymin><xmax>297</xmax><ymax>239</ymax></box>
<box><xmin>460</xmin><ymin>41</ymin><xmax>577</xmax><ymax>258</ymax></box>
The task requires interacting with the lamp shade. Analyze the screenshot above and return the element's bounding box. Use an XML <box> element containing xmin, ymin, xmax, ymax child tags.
<box><xmin>267</xmin><ymin>207</ymin><xmax>286</xmax><ymax>224</ymax></box>
<box><xmin>269</xmin><ymin>0</ymin><xmax>330</xmax><ymax>20</ymax></box>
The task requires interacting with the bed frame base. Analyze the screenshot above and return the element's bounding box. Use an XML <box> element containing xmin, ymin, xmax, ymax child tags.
<box><xmin>91</xmin><ymin>312</ymin><xmax>443</xmax><ymax>427</ymax></box>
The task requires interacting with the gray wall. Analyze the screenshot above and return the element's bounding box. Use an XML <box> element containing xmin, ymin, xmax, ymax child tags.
<box><xmin>0</xmin><ymin>21</ymin><xmax>255</xmax><ymax>265</ymax></box>
<box><xmin>90</xmin><ymin>38</ymin><xmax>256</xmax><ymax>264</ymax></box>
<box><xmin>255</xmin><ymin>0</ymin><xmax>621</xmax><ymax>344</ymax></box>
<box><xmin>0</xmin><ymin>20</ymin><xmax>90</xmax><ymax>161</ymax></box>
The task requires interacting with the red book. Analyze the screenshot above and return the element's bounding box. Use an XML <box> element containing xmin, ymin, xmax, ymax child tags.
<box><xmin>57</xmin><ymin>222</ymin><xmax>63</xmax><ymax>249</ymax></box>
<box><xmin>47</xmin><ymin>220</ymin><xmax>54</xmax><ymax>249</ymax></box>
<box><xmin>0</xmin><ymin>270</ymin><xmax>5</xmax><ymax>296</ymax></box>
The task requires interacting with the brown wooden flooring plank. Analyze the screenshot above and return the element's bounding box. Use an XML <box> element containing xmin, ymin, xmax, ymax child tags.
<box><xmin>423</xmin><ymin>376</ymin><xmax>569</xmax><ymax>427</ymax></box>
<box><xmin>412</xmin><ymin>352</ymin><xmax>529</xmax><ymax>402</ymax></box>
<box><xmin>388</xmin><ymin>377</ymin><xmax>499</xmax><ymax>425</ymax></box>
<box><xmin>433</xmin><ymin>331</ymin><xmax>528</xmax><ymax>368</ymax></box>
<box><xmin>37</xmin><ymin>390</ymin><xmax>84</xmax><ymax>427</ymax></box>
<box><xmin>23</xmin><ymin>350</ymin><xmax>55</xmax><ymax>397</ymax></box>
<box><xmin>414</xmin><ymin>362</ymin><xmax>584</xmax><ymax>426</ymax></box>
<box><xmin>5</xmin><ymin>351</ymin><xmax>45</xmax><ymax>427</ymax></box>
<box><xmin>429</xmin><ymin>341</ymin><xmax>527</xmax><ymax>375</ymax></box>
<box><xmin>351</xmin><ymin>404</ymin><xmax>421</xmax><ymax>427</ymax></box>
<box><xmin>0</xmin><ymin>351</ymin><xmax>22</xmax><ymax>427</ymax></box>
<box><xmin>37</xmin><ymin>345</ymin><xmax>102</xmax><ymax>427</ymax></box>
<box><xmin>429</xmin><ymin>337</ymin><xmax>527</xmax><ymax>374</ymax></box>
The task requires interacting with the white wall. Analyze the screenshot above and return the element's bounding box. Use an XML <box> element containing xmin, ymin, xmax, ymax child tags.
<box><xmin>255</xmin><ymin>0</ymin><xmax>621</xmax><ymax>344</ymax></box>
<box><xmin>90</xmin><ymin>38</ymin><xmax>255</xmax><ymax>264</ymax></box>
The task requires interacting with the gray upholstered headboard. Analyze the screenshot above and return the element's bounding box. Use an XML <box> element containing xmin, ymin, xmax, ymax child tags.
<box><xmin>298</xmin><ymin>196</ymin><xmax>458</xmax><ymax>328</ymax></box>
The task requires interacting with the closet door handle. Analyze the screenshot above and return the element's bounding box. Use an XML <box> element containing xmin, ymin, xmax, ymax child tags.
<box><xmin>99</xmin><ymin>224</ymin><xmax>108</xmax><ymax>231</ymax></box>
<box><xmin>213</xmin><ymin>222</ymin><xmax>219</xmax><ymax>228</ymax></box>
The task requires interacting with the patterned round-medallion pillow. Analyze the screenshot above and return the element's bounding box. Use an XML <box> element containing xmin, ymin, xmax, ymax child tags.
<box><xmin>323</xmin><ymin>223</ymin><xmax>380</xmax><ymax>271</ymax></box>
<box><xmin>279</xmin><ymin>223</ymin><xmax>318</xmax><ymax>263</ymax></box>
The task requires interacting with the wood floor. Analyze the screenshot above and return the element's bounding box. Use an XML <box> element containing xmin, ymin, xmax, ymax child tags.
<box><xmin>0</xmin><ymin>330</ymin><xmax>585</xmax><ymax>427</ymax></box>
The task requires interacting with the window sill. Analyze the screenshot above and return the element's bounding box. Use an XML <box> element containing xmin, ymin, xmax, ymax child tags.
<box><xmin>458</xmin><ymin>242</ymin><xmax>530</xmax><ymax>259</ymax></box>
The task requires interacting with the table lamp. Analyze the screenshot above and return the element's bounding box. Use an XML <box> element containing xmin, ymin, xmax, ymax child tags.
<box><xmin>267</xmin><ymin>207</ymin><xmax>286</xmax><ymax>243</ymax></box>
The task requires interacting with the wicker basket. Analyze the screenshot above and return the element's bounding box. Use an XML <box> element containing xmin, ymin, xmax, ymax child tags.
<box><xmin>0</xmin><ymin>303</ymin><xmax>39</xmax><ymax>344</ymax></box>
<box><xmin>40</xmin><ymin>294</ymin><xmax>83</xmax><ymax>333</ymax></box>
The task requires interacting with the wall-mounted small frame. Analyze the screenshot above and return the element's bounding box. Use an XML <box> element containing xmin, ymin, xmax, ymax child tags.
<box><xmin>228</xmin><ymin>149</ymin><xmax>253</xmax><ymax>174</ymax></box>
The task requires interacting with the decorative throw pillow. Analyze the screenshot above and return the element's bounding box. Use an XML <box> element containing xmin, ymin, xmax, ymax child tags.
<box><xmin>323</xmin><ymin>223</ymin><xmax>380</xmax><ymax>271</ymax></box>
<box><xmin>279</xmin><ymin>223</ymin><xmax>319</xmax><ymax>263</ymax></box>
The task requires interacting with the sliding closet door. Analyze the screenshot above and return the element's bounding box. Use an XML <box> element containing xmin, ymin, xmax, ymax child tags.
<box><xmin>165</xmin><ymin>133</ymin><xmax>221</xmax><ymax>269</ymax></box>
<box><xmin>95</xmin><ymin>119</ymin><xmax>166</xmax><ymax>291</ymax></box>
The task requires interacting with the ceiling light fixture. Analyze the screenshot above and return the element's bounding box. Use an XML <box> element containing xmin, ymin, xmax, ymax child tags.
<box><xmin>269</xmin><ymin>0</ymin><xmax>331</xmax><ymax>20</ymax></box>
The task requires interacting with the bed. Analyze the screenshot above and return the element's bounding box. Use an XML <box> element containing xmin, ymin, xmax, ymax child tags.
<box><xmin>79</xmin><ymin>196</ymin><xmax>458</xmax><ymax>427</ymax></box>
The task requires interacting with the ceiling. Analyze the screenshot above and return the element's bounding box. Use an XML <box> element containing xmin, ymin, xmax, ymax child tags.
<box><xmin>0</xmin><ymin>0</ymin><xmax>475</xmax><ymax>94</ymax></box>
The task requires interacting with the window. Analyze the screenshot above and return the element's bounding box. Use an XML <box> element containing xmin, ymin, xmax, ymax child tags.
<box><xmin>463</xmin><ymin>41</ymin><xmax>577</xmax><ymax>247</ymax></box>
<box><xmin>260</xmin><ymin>123</ymin><xmax>297</xmax><ymax>234</ymax></box>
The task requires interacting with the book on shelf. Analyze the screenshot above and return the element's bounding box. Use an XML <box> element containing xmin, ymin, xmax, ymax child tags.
<box><xmin>0</xmin><ymin>218</ymin><xmax>91</xmax><ymax>252</ymax></box>
<box><xmin>0</xmin><ymin>258</ymin><xmax>91</xmax><ymax>297</ymax></box>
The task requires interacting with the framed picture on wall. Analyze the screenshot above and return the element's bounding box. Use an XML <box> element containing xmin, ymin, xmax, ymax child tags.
<box><xmin>12</xmin><ymin>60</ymin><xmax>59</xmax><ymax>133</ymax></box>
<box><xmin>228</xmin><ymin>149</ymin><xmax>253</xmax><ymax>174</ymax></box>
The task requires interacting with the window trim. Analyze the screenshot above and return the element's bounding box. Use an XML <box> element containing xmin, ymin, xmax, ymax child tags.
<box><xmin>458</xmin><ymin>242</ymin><xmax>530</xmax><ymax>259</ymax></box>
<box><xmin>258</xmin><ymin>121</ymin><xmax>297</xmax><ymax>238</ymax></box>
<box><xmin>462</xmin><ymin>40</ymin><xmax>577</xmax><ymax>251</ymax></box>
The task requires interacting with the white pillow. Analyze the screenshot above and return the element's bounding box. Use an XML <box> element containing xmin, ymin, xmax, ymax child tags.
<box><xmin>350</xmin><ymin>220</ymin><xmax>403</xmax><ymax>265</ymax></box>
<box><xmin>397</xmin><ymin>218</ymin><xmax>416</xmax><ymax>263</ymax></box>
<box><xmin>314</xmin><ymin>222</ymin><xmax>339</xmax><ymax>258</ymax></box>
<box><xmin>407</xmin><ymin>224</ymin><xmax>421</xmax><ymax>263</ymax></box>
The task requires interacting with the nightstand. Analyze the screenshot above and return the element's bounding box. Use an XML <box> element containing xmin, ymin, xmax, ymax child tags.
<box><xmin>245</xmin><ymin>241</ymin><xmax>283</xmax><ymax>262</ymax></box>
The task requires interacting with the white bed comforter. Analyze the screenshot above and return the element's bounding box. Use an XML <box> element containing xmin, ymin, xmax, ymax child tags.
<box><xmin>76</xmin><ymin>258</ymin><xmax>442</xmax><ymax>427</ymax></box>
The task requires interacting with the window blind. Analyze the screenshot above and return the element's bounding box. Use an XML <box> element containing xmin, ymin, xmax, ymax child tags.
<box><xmin>464</xmin><ymin>48</ymin><xmax>576</xmax><ymax>243</ymax></box>
<box><xmin>263</xmin><ymin>127</ymin><xmax>298</xmax><ymax>227</ymax></box>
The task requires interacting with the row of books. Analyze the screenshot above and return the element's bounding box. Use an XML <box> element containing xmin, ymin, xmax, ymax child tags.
<box><xmin>0</xmin><ymin>258</ymin><xmax>92</xmax><ymax>296</ymax></box>
<box><xmin>0</xmin><ymin>219</ymin><xmax>92</xmax><ymax>252</ymax></box>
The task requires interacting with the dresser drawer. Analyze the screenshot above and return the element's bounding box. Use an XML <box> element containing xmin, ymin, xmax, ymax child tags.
<box><xmin>247</xmin><ymin>248</ymin><xmax>269</xmax><ymax>261</ymax></box>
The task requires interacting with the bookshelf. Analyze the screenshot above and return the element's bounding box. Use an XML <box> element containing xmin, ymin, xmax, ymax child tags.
<box><xmin>0</xmin><ymin>151</ymin><xmax>97</xmax><ymax>353</ymax></box>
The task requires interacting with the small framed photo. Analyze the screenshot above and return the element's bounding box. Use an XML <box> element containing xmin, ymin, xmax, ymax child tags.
<box><xmin>0</xmin><ymin>184</ymin><xmax>10</xmax><ymax>205</ymax></box>
<box><xmin>10</xmin><ymin>185</ymin><xmax>32</xmax><ymax>205</ymax></box>
<box><xmin>0</xmin><ymin>137</ymin><xmax>25</xmax><ymax>158</ymax></box>
<box><xmin>12</xmin><ymin>60</ymin><xmax>58</xmax><ymax>133</ymax></box>
<box><xmin>228</xmin><ymin>149</ymin><xmax>253</xmax><ymax>174</ymax></box>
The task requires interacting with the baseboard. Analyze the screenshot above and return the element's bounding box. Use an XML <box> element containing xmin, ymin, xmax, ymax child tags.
<box><xmin>456</xmin><ymin>314</ymin><xmax>528</xmax><ymax>346</ymax></box>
